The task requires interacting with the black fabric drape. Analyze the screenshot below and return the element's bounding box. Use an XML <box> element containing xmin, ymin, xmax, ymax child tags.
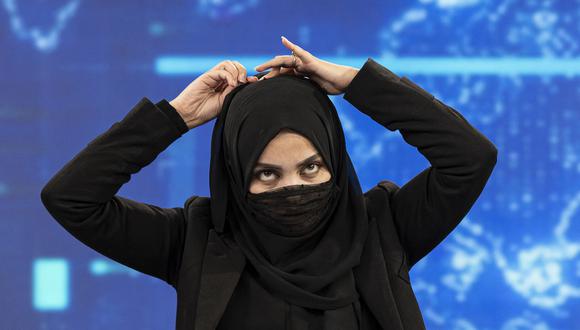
<box><xmin>208</xmin><ymin>74</ymin><xmax>370</xmax><ymax>326</ymax></box>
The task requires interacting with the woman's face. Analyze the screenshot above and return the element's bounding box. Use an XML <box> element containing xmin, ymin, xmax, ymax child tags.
<box><xmin>249</xmin><ymin>129</ymin><xmax>332</xmax><ymax>194</ymax></box>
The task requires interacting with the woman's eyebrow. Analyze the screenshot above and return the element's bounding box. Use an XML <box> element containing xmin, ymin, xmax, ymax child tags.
<box><xmin>254</xmin><ymin>153</ymin><xmax>321</xmax><ymax>170</ymax></box>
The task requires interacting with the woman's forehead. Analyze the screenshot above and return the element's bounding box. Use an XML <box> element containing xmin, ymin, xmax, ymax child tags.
<box><xmin>256</xmin><ymin>130</ymin><xmax>320</xmax><ymax>163</ymax></box>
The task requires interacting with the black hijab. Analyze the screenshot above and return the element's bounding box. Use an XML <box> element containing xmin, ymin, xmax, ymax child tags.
<box><xmin>208</xmin><ymin>73</ymin><xmax>370</xmax><ymax>311</ymax></box>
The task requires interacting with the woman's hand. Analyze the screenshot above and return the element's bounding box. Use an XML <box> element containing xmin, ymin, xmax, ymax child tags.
<box><xmin>254</xmin><ymin>36</ymin><xmax>359</xmax><ymax>95</ymax></box>
<box><xmin>169</xmin><ymin>60</ymin><xmax>260</xmax><ymax>129</ymax></box>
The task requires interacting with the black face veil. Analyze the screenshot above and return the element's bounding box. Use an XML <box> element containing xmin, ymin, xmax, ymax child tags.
<box><xmin>208</xmin><ymin>74</ymin><xmax>370</xmax><ymax>311</ymax></box>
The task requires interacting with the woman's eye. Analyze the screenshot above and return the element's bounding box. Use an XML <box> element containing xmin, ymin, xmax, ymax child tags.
<box><xmin>254</xmin><ymin>162</ymin><xmax>323</xmax><ymax>183</ymax></box>
<box><xmin>256</xmin><ymin>170</ymin><xmax>277</xmax><ymax>182</ymax></box>
<box><xmin>303</xmin><ymin>162</ymin><xmax>321</xmax><ymax>175</ymax></box>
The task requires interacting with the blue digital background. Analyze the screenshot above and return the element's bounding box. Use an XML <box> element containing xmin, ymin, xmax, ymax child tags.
<box><xmin>1</xmin><ymin>0</ymin><xmax>579</xmax><ymax>329</ymax></box>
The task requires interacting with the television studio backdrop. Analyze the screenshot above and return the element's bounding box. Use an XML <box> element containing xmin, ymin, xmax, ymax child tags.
<box><xmin>1</xmin><ymin>0</ymin><xmax>579</xmax><ymax>329</ymax></box>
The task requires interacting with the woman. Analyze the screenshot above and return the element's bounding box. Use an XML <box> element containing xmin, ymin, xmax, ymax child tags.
<box><xmin>40</xmin><ymin>36</ymin><xmax>498</xmax><ymax>329</ymax></box>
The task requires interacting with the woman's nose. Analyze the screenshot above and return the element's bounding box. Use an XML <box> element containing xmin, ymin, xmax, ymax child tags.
<box><xmin>279</xmin><ymin>175</ymin><xmax>305</xmax><ymax>187</ymax></box>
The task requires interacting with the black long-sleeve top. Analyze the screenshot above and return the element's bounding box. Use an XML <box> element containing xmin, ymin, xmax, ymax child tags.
<box><xmin>40</xmin><ymin>57</ymin><xmax>497</xmax><ymax>329</ymax></box>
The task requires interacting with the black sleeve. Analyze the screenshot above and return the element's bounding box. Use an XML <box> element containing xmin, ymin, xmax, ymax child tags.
<box><xmin>343</xmin><ymin>58</ymin><xmax>498</xmax><ymax>269</ymax></box>
<box><xmin>40</xmin><ymin>97</ymin><xmax>192</xmax><ymax>288</ymax></box>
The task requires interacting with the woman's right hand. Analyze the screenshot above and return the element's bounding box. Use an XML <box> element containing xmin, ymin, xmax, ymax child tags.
<box><xmin>169</xmin><ymin>60</ymin><xmax>259</xmax><ymax>129</ymax></box>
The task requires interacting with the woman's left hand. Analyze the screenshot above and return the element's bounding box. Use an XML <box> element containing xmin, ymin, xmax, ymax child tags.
<box><xmin>254</xmin><ymin>36</ymin><xmax>359</xmax><ymax>95</ymax></box>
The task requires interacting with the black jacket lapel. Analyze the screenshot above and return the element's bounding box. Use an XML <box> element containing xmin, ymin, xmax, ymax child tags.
<box><xmin>354</xmin><ymin>217</ymin><xmax>405</xmax><ymax>330</ymax></box>
<box><xmin>194</xmin><ymin>229</ymin><xmax>246</xmax><ymax>330</ymax></box>
<box><xmin>354</xmin><ymin>187</ymin><xmax>406</xmax><ymax>330</ymax></box>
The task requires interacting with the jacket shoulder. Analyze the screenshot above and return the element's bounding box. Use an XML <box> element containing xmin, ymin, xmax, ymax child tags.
<box><xmin>364</xmin><ymin>179</ymin><xmax>400</xmax><ymax>199</ymax></box>
<box><xmin>183</xmin><ymin>195</ymin><xmax>212</xmax><ymax>226</ymax></box>
<box><xmin>376</xmin><ymin>179</ymin><xmax>400</xmax><ymax>194</ymax></box>
<box><xmin>184</xmin><ymin>195</ymin><xmax>211</xmax><ymax>209</ymax></box>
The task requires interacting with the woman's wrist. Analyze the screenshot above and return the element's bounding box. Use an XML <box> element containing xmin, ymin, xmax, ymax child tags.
<box><xmin>339</xmin><ymin>67</ymin><xmax>360</xmax><ymax>94</ymax></box>
<box><xmin>169</xmin><ymin>99</ymin><xmax>203</xmax><ymax>130</ymax></box>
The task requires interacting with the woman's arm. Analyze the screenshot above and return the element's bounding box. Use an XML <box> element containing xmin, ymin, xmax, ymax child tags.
<box><xmin>40</xmin><ymin>97</ymin><xmax>191</xmax><ymax>288</ymax></box>
<box><xmin>343</xmin><ymin>58</ymin><xmax>498</xmax><ymax>269</ymax></box>
<box><xmin>40</xmin><ymin>60</ymin><xmax>257</xmax><ymax>288</ymax></box>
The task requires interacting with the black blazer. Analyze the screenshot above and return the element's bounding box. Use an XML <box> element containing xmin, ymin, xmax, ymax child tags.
<box><xmin>40</xmin><ymin>57</ymin><xmax>498</xmax><ymax>330</ymax></box>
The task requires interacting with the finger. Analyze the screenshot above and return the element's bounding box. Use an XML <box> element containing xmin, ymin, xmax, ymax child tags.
<box><xmin>210</xmin><ymin>61</ymin><xmax>238</xmax><ymax>86</ymax></box>
<box><xmin>231</xmin><ymin>61</ymin><xmax>248</xmax><ymax>83</ymax></box>
<box><xmin>279</xmin><ymin>67</ymin><xmax>297</xmax><ymax>75</ymax></box>
<box><xmin>255</xmin><ymin>55</ymin><xmax>294</xmax><ymax>71</ymax></box>
<box><xmin>281</xmin><ymin>36</ymin><xmax>310</xmax><ymax>60</ymax></box>
<box><xmin>209</xmin><ymin>60</ymin><xmax>233</xmax><ymax>72</ymax></box>
<box><xmin>259</xmin><ymin>69</ymin><xmax>274</xmax><ymax>80</ymax></box>
<box><xmin>247</xmin><ymin>75</ymin><xmax>259</xmax><ymax>82</ymax></box>
<box><xmin>222</xmin><ymin>60</ymin><xmax>240</xmax><ymax>83</ymax></box>
<box><xmin>208</xmin><ymin>69</ymin><xmax>237</xmax><ymax>88</ymax></box>
<box><xmin>259</xmin><ymin>67</ymin><xmax>280</xmax><ymax>80</ymax></box>
<box><xmin>255</xmin><ymin>55</ymin><xmax>294</xmax><ymax>72</ymax></box>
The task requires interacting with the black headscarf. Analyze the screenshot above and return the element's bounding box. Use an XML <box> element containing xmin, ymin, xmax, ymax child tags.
<box><xmin>208</xmin><ymin>73</ymin><xmax>370</xmax><ymax>311</ymax></box>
